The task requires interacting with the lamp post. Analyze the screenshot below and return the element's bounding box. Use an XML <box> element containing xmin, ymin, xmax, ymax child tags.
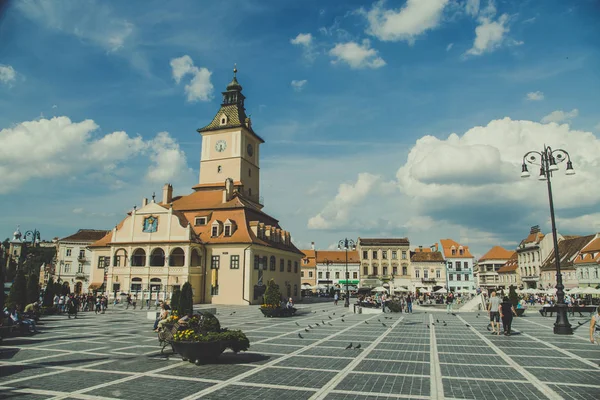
<box><xmin>521</xmin><ymin>145</ymin><xmax>575</xmax><ymax>334</ymax></box>
<box><xmin>23</xmin><ymin>229</ymin><xmax>41</xmax><ymax>246</ymax></box>
<box><xmin>337</xmin><ymin>238</ymin><xmax>356</xmax><ymax>307</ymax></box>
<box><xmin>323</xmin><ymin>258</ymin><xmax>333</xmax><ymax>295</ymax></box>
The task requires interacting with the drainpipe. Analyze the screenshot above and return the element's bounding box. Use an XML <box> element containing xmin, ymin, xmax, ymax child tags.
<box><xmin>199</xmin><ymin>242</ymin><xmax>207</xmax><ymax>304</ymax></box>
<box><xmin>242</xmin><ymin>244</ymin><xmax>252</xmax><ymax>305</ymax></box>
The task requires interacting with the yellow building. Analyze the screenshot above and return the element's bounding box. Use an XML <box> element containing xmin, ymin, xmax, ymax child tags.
<box><xmin>89</xmin><ymin>68</ymin><xmax>303</xmax><ymax>305</ymax></box>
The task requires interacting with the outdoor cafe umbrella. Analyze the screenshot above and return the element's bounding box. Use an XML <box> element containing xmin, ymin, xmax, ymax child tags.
<box><xmin>372</xmin><ymin>286</ymin><xmax>389</xmax><ymax>293</ymax></box>
<box><xmin>579</xmin><ymin>287</ymin><xmax>600</xmax><ymax>295</ymax></box>
<box><xmin>434</xmin><ymin>288</ymin><xmax>447</xmax><ymax>294</ymax></box>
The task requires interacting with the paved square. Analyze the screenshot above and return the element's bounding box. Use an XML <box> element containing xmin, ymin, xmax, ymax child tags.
<box><xmin>1</xmin><ymin>303</ymin><xmax>599</xmax><ymax>399</ymax></box>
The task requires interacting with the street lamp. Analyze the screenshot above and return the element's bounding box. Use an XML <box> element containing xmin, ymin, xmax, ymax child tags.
<box><xmin>337</xmin><ymin>238</ymin><xmax>356</xmax><ymax>307</ymax></box>
<box><xmin>323</xmin><ymin>258</ymin><xmax>333</xmax><ymax>295</ymax></box>
<box><xmin>23</xmin><ymin>229</ymin><xmax>41</xmax><ymax>246</ymax></box>
<box><xmin>521</xmin><ymin>145</ymin><xmax>575</xmax><ymax>334</ymax></box>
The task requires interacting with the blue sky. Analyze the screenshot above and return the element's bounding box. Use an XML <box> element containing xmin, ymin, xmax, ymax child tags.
<box><xmin>1</xmin><ymin>0</ymin><xmax>599</xmax><ymax>257</ymax></box>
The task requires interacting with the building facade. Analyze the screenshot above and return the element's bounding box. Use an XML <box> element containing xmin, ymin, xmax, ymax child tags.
<box><xmin>497</xmin><ymin>252</ymin><xmax>519</xmax><ymax>289</ymax></box>
<box><xmin>55</xmin><ymin>229</ymin><xmax>109</xmax><ymax>294</ymax></box>
<box><xmin>574</xmin><ymin>233</ymin><xmax>600</xmax><ymax>288</ymax></box>
<box><xmin>516</xmin><ymin>226</ymin><xmax>559</xmax><ymax>289</ymax></box>
<box><xmin>410</xmin><ymin>247</ymin><xmax>446</xmax><ymax>293</ymax></box>
<box><xmin>476</xmin><ymin>246</ymin><xmax>515</xmax><ymax>292</ymax></box>
<box><xmin>89</xmin><ymin>69</ymin><xmax>303</xmax><ymax>305</ymax></box>
<box><xmin>315</xmin><ymin>250</ymin><xmax>360</xmax><ymax>292</ymax></box>
<box><xmin>357</xmin><ymin>238</ymin><xmax>411</xmax><ymax>291</ymax></box>
<box><xmin>539</xmin><ymin>234</ymin><xmax>595</xmax><ymax>289</ymax></box>
<box><xmin>300</xmin><ymin>248</ymin><xmax>317</xmax><ymax>288</ymax></box>
<box><xmin>439</xmin><ymin>239</ymin><xmax>476</xmax><ymax>292</ymax></box>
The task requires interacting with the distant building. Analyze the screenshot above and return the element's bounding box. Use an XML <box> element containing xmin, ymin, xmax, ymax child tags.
<box><xmin>410</xmin><ymin>246</ymin><xmax>446</xmax><ymax>293</ymax></box>
<box><xmin>573</xmin><ymin>233</ymin><xmax>600</xmax><ymax>288</ymax></box>
<box><xmin>477</xmin><ymin>246</ymin><xmax>514</xmax><ymax>292</ymax></box>
<box><xmin>497</xmin><ymin>252</ymin><xmax>519</xmax><ymax>289</ymax></box>
<box><xmin>315</xmin><ymin>250</ymin><xmax>360</xmax><ymax>292</ymax></box>
<box><xmin>439</xmin><ymin>239</ymin><xmax>476</xmax><ymax>292</ymax></box>
<box><xmin>540</xmin><ymin>235</ymin><xmax>595</xmax><ymax>289</ymax></box>
<box><xmin>300</xmin><ymin>245</ymin><xmax>317</xmax><ymax>289</ymax></box>
<box><xmin>516</xmin><ymin>225</ymin><xmax>559</xmax><ymax>289</ymax></box>
<box><xmin>357</xmin><ymin>238</ymin><xmax>411</xmax><ymax>292</ymax></box>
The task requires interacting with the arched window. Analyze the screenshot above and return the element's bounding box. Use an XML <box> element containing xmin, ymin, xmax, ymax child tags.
<box><xmin>113</xmin><ymin>248</ymin><xmax>128</xmax><ymax>267</ymax></box>
<box><xmin>131</xmin><ymin>277</ymin><xmax>142</xmax><ymax>292</ymax></box>
<box><xmin>270</xmin><ymin>256</ymin><xmax>276</xmax><ymax>271</ymax></box>
<box><xmin>131</xmin><ymin>249</ymin><xmax>146</xmax><ymax>267</ymax></box>
<box><xmin>190</xmin><ymin>248</ymin><xmax>202</xmax><ymax>267</ymax></box>
<box><xmin>169</xmin><ymin>247</ymin><xmax>185</xmax><ymax>266</ymax></box>
<box><xmin>150</xmin><ymin>248</ymin><xmax>165</xmax><ymax>266</ymax></box>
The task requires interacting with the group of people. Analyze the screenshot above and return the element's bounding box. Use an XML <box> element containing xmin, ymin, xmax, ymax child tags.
<box><xmin>53</xmin><ymin>294</ymin><xmax>109</xmax><ymax>317</ymax></box>
<box><xmin>355</xmin><ymin>293</ymin><xmax>414</xmax><ymax>313</ymax></box>
<box><xmin>487</xmin><ymin>291</ymin><xmax>518</xmax><ymax>336</ymax></box>
<box><xmin>2</xmin><ymin>302</ymin><xmax>39</xmax><ymax>334</ymax></box>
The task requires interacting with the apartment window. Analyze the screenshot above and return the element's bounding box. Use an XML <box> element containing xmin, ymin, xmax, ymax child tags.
<box><xmin>79</xmin><ymin>249</ymin><xmax>86</xmax><ymax>259</ymax></box>
<box><xmin>401</xmin><ymin>251</ymin><xmax>407</xmax><ymax>260</ymax></box>
<box><xmin>415</xmin><ymin>269</ymin><xmax>420</xmax><ymax>278</ymax></box>
<box><xmin>77</xmin><ymin>264</ymin><xmax>83</xmax><ymax>273</ymax></box>
<box><xmin>287</xmin><ymin>260</ymin><xmax>292</xmax><ymax>272</ymax></box>
<box><xmin>402</xmin><ymin>266</ymin><xmax>407</xmax><ymax>275</ymax></box>
<box><xmin>211</xmin><ymin>226</ymin><xmax>218</xmax><ymax>237</ymax></box>
<box><xmin>253</xmin><ymin>255</ymin><xmax>260</xmax><ymax>270</ymax></box>
<box><xmin>392</xmin><ymin>266</ymin><xmax>398</xmax><ymax>275</ymax></box>
<box><xmin>98</xmin><ymin>256</ymin><xmax>106</xmax><ymax>269</ymax></box>
<box><xmin>326</xmin><ymin>272</ymin><xmax>330</xmax><ymax>279</ymax></box>
<box><xmin>448</xmin><ymin>262</ymin><xmax>452</xmax><ymax>270</ymax></box>
<box><xmin>64</xmin><ymin>262</ymin><xmax>71</xmax><ymax>273</ymax></box>
<box><xmin>270</xmin><ymin>256</ymin><xmax>276</xmax><ymax>271</ymax></box>
<box><xmin>451</xmin><ymin>249</ymin><xmax>456</xmax><ymax>255</ymax></box>
<box><xmin>392</xmin><ymin>250</ymin><xmax>397</xmax><ymax>259</ymax></box>
<box><xmin>373</xmin><ymin>266</ymin><xmax>378</xmax><ymax>276</ymax></box>
<box><xmin>301</xmin><ymin>271</ymin><xmax>305</xmax><ymax>278</ymax></box>
<box><xmin>457</xmin><ymin>274</ymin><xmax>462</xmax><ymax>281</ymax></box>
<box><xmin>294</xmin><ymin>261</ymin><xmax>298</xmax><ymax>273</ymax></box>
<box><xmin>423</xmin><ymin>270</ymin><xmax>428</xmax><ymax>278</ymax></box>
<box><xmin>464</xmin><ymin>274</ymin><xmax>469</xmax><ymax>281</ymax></box>
<box><xmin>194</xmin><ymin>217</ymin><xmax>207</xmax><ymax>226</ymax></box>
<box><xmin>230</xmin><ymin>255</ymin><xmax>239</xmax><ymax>269</ymax></box>
<box><xmin>248</xmin><ymin>169</ymin><xmax>251</xmax><ymax>177</ymax></box>
<box><xmin>372</xmin><ymin>250</ymin><xmax>378</xmax><ymax>259</ymax></box>
<box><xmin>318</xmin><ymin>272</ymin><xmax>323</xmax><ymax>279</ymax></box>
<box><xmin>211</xmin><ymin>255</ymin><xmax>220</xmax><ymax>269</ymax></box>
<box><xmin>303</xmin><ymin>259</ymin><xmax>308</xmax><ymax>264</ymax></box>
<box><xmin>382</xmin><ymin>250</ymin><xmax>388</xmax><ymax>260</ymax></box>
<box><xmin>436</xmin><ymin>270</ymin><xmax>441</xmax><ymax>278</ymax></box>
<box><xmin>335</xmin><ymin>272</ymin><xmax>340</xmax><ymax>279</ymax></box>
<box><xmin>455</xmin><ymin>261</ymin><xmax>462</xmax><ymax>271</ymax></box>
<box><xmin>362</xmin><ymin>250</ymin><xmax>368</xmax><ymax>259</ymax></box>
<box><xmin>383</xmin><ymin>266</ymin><xmax>388</xmax><ymax>276</ymax></box>
<box><xmin>66</xmin><ymin>248</ymin><xmax>72</xmax><ymax>257</ymax></box>
<box><xmin>293</xmin><ymin>284</ymin><xmax>298</xmax><ymax>297</ymax></box>
<box><xmin>449</xmin><ymin>274</ymin><xmax>454</xmax><ymax>281</ymax></box>
<box><xmin>224</xmin><ymin>225</ymin><xmax>231</xmax><ymax>237</ymax></box>
<box><xmin>353</xmin><ymin>272</ymin><xmax>358</xmax><ymax>279</ymax></box>
<box><xmin>309</xmin><ymin>271</ymin><xmax>313</xmax><ymax>278</ymax></box>
<box><xmin>363</xmin><ymin>266</ymin><xmax>368</xmax><ymax>275</ymax></box>
<box><xmin>280</xmin><ymin>258</ymin><xmax>284</xmax><ymax>272</ymax></box>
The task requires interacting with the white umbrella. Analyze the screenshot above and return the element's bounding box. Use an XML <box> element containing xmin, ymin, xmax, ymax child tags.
<box><xmin>566</xmin><ymin>287</ymin><xmax>581</xmax><ymax>294</ymax></box>
<box><xmin>525</xmin><ymin>288</ymin><xmax>538</xmax><ymax>294</ymax></box>
<box><xmin>434</xmin><ymin>288</ymin><xmax>447</xmax><ymax>294</ymax></box>
<box><xmin>579</xmin><ymin>287</ymin><xmax>599</xmax><ymax>295</ymax></box>
<box><xmin>372</xmin><ymin>286</ymin><xmax>388</xmax><ymax>293</ymax></box>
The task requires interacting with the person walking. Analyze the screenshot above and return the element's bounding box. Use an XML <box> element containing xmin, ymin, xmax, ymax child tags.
<box><xmin>381</xmin><ymin>292</ymin><xmax>387</xmax><ymax>313</ymax></box>
<box><xmin>500</xmin><ymin>296</ymin><xmax>517</xmax><ymax>335</ymax></box>
<box><xmin>590</xmin><ymin>306</ymin><xmax>600</xmax><ymax>344</ymax></box>
<box><xmin>445</xmin><ymin>292</ymin><xmax>454</xmax><ymax>314</ymax></box>
<box><xmin>406</xmin><ymin>293</ymin><xmax>413</xmax><ymax>313</ymax></box>
<box><xmin>333</xmin><ymin>292</ymin><xmax>338</xmax><ymax>306</ymax></box>
<box><xmin>488</xmin><ymin>291</ymin><xmax>502</xmax><ymax>335</ymax></box>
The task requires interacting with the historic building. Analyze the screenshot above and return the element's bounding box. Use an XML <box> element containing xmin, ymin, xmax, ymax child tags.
<box><xmin>410</xmin><ymin>246</ymin><xmax>446</xmax><ymax>293</ymax></box>
<box><xmin>497</xmin><ymin>252</ymin><xmax>519</xmax><ymax>289</ymax></box>
<box><xmin>300</xmin><ymin>246</ymin><xmax>317</xmax><ymax>289</ymax></box>
<box><xmin>540</xmin><ymin>235</ymin><xmax>595</xmax><ymax>289</ymax></box>
<box><xmin>89</xmin><ymin>69</ymin><xmax>303</xmax><ymax>305</ymax></box>
<box><xmin>516</xmin><ymin>225</ymin><xmax>559</xmax><ymax>289</ymax></box>
<box><xmin>439</xmin><ymin>239</ymin><xmax>476</xmax><ymax>292</ymax></box>
<box><xmin>476</xmin><ymin>246</ymin><xmax>514</xmax><ymax>292</ymax></box>
<box><xmin>357</xmin><ymin>238</ymin><xmax>411</xmax><ymax>292</ymax></box>
<box><xmin>573</xmin><ymin>233</ymin><xmax>600</xmax><ymax>288</ymax></box>
<box><xmin>55</xmin><ymin>229</ymin><xmax>109</xmax><ymax>294</ymax></box>
<box><xmin>315</xmin><ymin>250</ymin><xmax>360</xmax><ymax>292</ymax></box>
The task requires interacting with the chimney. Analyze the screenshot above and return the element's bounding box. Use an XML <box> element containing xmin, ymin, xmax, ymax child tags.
<box><xmin>419</xmin><ymin>245</ymin><xmax>423</xmax><ymax>252</ymax></box>
<box><xmin>162</xmin><ymin>183</ymin><xmax>173</xmax><ymax>204</ymax></box>
<box><xmin>311</xmin><ymin>242</ymin><xmax>315</xmax><ymax>250</ymax></box>
<box><xmin>142</xmin><ymin>198</ymin><xmax>148</xmax><ymax>207</ymax></box>
<box><xmin>530</xmin><ymin>225</ymin><xmax>540</xmax><ymax>234</ymax></box>
<box><xmin>223</xmin><ymin>178</ymin><xmax>234</xmax><ymax>202</ymax></box>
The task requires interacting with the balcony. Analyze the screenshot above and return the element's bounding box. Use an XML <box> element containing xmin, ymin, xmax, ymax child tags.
<box><xmin>75</xmin><ymin>272</ymin><xmax>86</xmax><ymax>280</ymax></box>
<box><xmin>421</xmin><ymin>278</ymin><xmax>436</xmax><ymax>284</ymax></box>
<box><xmin>77</xmin><ymin>256</ymin><xmax>87</xmax><ymax>263</ymax></box>
<box><xmin>522</xmin><ymin>275</ymin><xmax>539</xmax><ymax>281</ymax></box>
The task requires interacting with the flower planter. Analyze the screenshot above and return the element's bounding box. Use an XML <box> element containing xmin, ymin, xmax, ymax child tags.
<box><xmin>260</xmin><ymin>307</ymin><xmax>297</xmax><ymax>318</ymax></box>
<box><xmin>172</xmin><ymin>340</ymin><xmax>226</xmax><ymax>364</ymax></box>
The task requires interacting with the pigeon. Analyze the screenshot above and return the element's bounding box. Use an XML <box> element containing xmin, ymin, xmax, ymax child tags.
<box><xmin>295</xmin><ymin>322</ymin><xmax>300</xmax><ymax>326</ymax></box>
<box><xmin>305</xmin><ymin>328</ymin><xmax>309</xmax><ymax>332</ymax></box>
<box><xmin>378</xmin><ymin>318</ymin><xmax>381</xmax><ymax>322</ymax></box>
<box><xmin>443</xmin><ymin>323</ymin><xmax>447</xmax><ymax>327</ymax></box>
<box><xmin>308</xmin><ymin>325</ymin><xmax>313</xmax><ymax>329</ymax></box>
<box><xmin>578</xmin><ymin>321</ymin><xmax>584</xmax><ymax>326</ymax></box>
<box><xmin>451</xmin><ymin>313</ymin><xmax>456</xmax><ymax>316</ymax></box>
<box><xmin>476</xmin><ymin>315</ymin><xmax>479</xmax><ymax>318</ymax></box>
<box><xmin>465</xmin><ymin>324</ymin><xmax>471</xmax><ymax>328</ymax></box>
<box><xmin>431</xmin><ymin>323</ymin><xmax>435</xmax><ymax>326</ymax></box>
<box><xmin>328</xmin><ymin>316</ymin><xmax>332</xmax><ymax>319</ymax></box>
<box><xmin>230</xmin><ymin>313</ymin><xmax>234</xmax><ymax>316</ymax></box>
<box><xmin>341</xmin><ymin>315</ymin><xmax>346</xmax><ymax>317</ymax></box>
<box><xmin>426</xmin><ymin>324</ymin><xmax>430</xmax><ymax>329</ymax></box>
<box><xmin>313</xmin><ymin>311</ymin><xmax>317</xmax><ymax>313</ymax></box>
<box><xmin>355</xmin><ymin>344</ymin><xmax>361</xmax><ymax>349</ymax></box>
<box><xmin>333</xmin><ymin>313</ymin><xmax>336</xmax><ymax>315</ymax></box>
<box><xmin>323</xmin><ymin>310</ymin><xmax>326</xmax><ymax>312</ymax></box>
<box><xmin>341</xmin><ymin>319</ymin><xmax>345</xmax><ymax>322</ymax></box>
<box><xmin>232</xmin><ymin>311</ymin><xmax>236</xmax><ymax>314</ymax></box>
<box><xmin>436</xmin><ymin>319</ymin><xmax>439</xmax><ymax>323</ymax></box>
<box><xmin>328</xmin><ymin>322</ymin><xmax>333</xmax><ymax>326</ymax></box>
<box><xmin>442</xmin><ymin>321</ymin><xmax>445</xmax><ymax>324</ymax></box>
<box><xmin>365</xmin><ymin>321</ymin><xmax>369</xmax><ymax>324</ymax></box>
<box><xmin>382</xmin><ymin>323</ymin><xmax>387</xmax><ymax>327</ymax></box>
<box><xmin>345</xmin><ymin>343</ymin><xmax>353</xmax><ymax>349</ymax></box>
<box><xmin>298</xmin><ymin>333</ymin><xmax>304</xmax><ymax>339</ymax></box>
<box><xmin>316</xmin><ymin>323</ymin><xmax>320</xmax><ymax>326</ymax></box>
<box><xmin>322</xmin><ymin>320</ymin><xmax>325</xmax><ymax>324</ymax></box>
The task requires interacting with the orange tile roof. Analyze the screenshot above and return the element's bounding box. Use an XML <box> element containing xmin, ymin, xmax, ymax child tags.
<box><xmin>542</xmin><ymin>235</ymin><xmax>595</xmax><ymax>270</ymax></box>
<box><xmin>413</xmin><ymin>247</ymin><xmax>432</xmax><ymax>253</ymax></box>
<box><xmin>411</xmin><ymin>251</ymin><xmax>445</xmax><ymax>263</ymax></box>
<box><xmin>60</xmin><ymin>229</ymin><xmax>110</xmax><ymax>242</ymax></box>
<box><xmin>301</xmin><ymin>250</ymin><xmax>317</xmax><ymax>267</ymax></box>
<box><xmin>497</xmin><ymin>252</ymin><xmax>518</xmax><ymax>273</ymax></box>
<box><xmin>316</xmin><ymin>250</ymin><xmax>360</xmax><ymax>264</ymax></box>
<box><xmin>523</xmin><ymin>232</ymin><xmax>545</xmax><ymax>244</ymax></box>
<box><xmin>439</xmin><ymin>239</ymin><xmax>474</xmax><ymax>258</ymax></box>
<box><xmin>479</xmin><ymin>246</ymin><xmax>514</xmax><ymax>262</ymax></box>
<box><xmin>574</xmin><ymin>237</ymin><xmax>600</xmax><ymax>264</ymax></box>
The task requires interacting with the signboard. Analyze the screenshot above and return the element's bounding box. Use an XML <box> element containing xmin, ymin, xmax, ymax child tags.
<box><xmin>338</xmin><ymin>280</ymin><xmax>360</xmax><ymax>284</ymax></box>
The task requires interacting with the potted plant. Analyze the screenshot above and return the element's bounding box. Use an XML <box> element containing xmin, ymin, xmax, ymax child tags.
<box><xmin>259</xmin><ymin>279</ymin><xmax>296</xmax><ymax>317</ymax></box>
<box><xmin>171</xmin><ymin>312</ymin><xmax>249</xmax><ymax>364</ymax></box>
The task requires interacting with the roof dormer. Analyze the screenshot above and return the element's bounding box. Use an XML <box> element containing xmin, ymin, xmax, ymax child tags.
<box><xmin>211</xmin><ymin>220</ymin><xmax>223</xmax><ymax>237</ymax></box>
<box><xmin>224</xmin><ymin>219</ymin><xmax>236</xmax><ymax>237</ymax></box>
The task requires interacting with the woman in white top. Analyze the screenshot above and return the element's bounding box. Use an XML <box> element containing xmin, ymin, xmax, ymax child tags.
<box><xmin>590</xmin><ymin>306</ymin><xmax>600</xmax><ymax>344</ymax></box>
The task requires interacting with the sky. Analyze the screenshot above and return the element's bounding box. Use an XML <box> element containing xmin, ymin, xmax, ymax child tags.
<box><xmin>1</xmin><ymin>0</ymin><xmax>599</xmax><ymax>258</ymax></box>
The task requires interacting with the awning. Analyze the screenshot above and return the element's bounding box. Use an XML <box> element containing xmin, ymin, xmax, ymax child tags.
<box><xmin>87</xmin><ymin>283</ymin><xmax>103</xmax><ymax>291</ymax></box>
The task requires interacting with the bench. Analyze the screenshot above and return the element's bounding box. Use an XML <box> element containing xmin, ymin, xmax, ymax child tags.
<box><xmin>539</xmin><ymin>306</ymin><xmax>596</xmax><ymax>317</ymax></box>
<box><xmin>158</xmin><ymin>322</ymin><xmax>181</xmax><ymax>354</ymax></box>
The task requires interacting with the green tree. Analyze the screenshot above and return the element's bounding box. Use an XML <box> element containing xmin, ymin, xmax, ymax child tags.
<box><xmin>7</xmin><ymin>268</ymin><xmax>27</xmax><ymax>309</ymax></box>
<box><xmin>178</xmin><ymin>282</ymin><xmax>193</xmax><ymax>316</ymax></box>
<box><xmin>5</xmin><ymin>258</ymin><xmax>17</xmax><ymax>282</ymax></box>
<box><xmin>170</xmin><ymin>288</ymin><xmax>181</xmax><ymax>313</ymax></box>
<box><xmin>43</xmin><ymin>276</ymin><xmax>55</xmax><ymax>306</ymax></box>
<box><xmin>263</xmin><ymin>279</ymin><xmax>282</xmax><ymax>307</ymax></box>
<box><xmin>27</xmin><ymin>274</ymin><xmax>40</xmax><ymax>304</ymax></box>
<box><xmin>508</xmin><ymin>285</ymin><xmax>519</xmax><ymax>309</ymax></box>
<box><xmin>0</xmin><ymin>252</ymin><xmax>5</xmax><ymax>311</ymax></box>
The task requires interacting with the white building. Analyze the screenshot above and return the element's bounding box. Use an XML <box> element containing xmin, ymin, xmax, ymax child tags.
<box><xmin>315</xmin><ymin>250</ymin><xmax>360</xmax><ymax>292</ymax></box>
<box><xmin>574</xmin><ymin>233</ymin><xmax>600</xmax><ymax>288</ymax></box>
<box><xmin>439</xmin><ymin>239</ymin><xmax>476</xmax><ymax>292</ymax></box>
<box><xmin>477</xmin><ymin>246</ymin><xmax>514</xmax><ymax>292</ymax></box>
<box><xmin>410</xmin><ymin>247</ymin><xmax>446</xmax><ymax>293</ymax></box>
<box><xmin>56</xmin><ymin>229</ymin><xmax>109</xmax><ymax>294</ymax></box>
<box><xmin>516</xmin><ymin>225</ymin><xmax>560</xmax><ymax>289</ymax></box>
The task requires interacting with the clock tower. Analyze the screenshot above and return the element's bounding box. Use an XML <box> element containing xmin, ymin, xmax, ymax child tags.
<box><xmin>196</xmin><ymin>67</ymin><xmax>264</xmax><ymax>205</ymax></box>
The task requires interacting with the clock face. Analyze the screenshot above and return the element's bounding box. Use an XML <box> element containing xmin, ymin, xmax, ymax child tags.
<box><xmin>215</xmin><ymin>140</ymin><xmax>227</xmax><ymax>152</ymax></box>
<box><xmin>247</xmin><ymin>143</ymin><xmax>253</xmax><ymax>156</ymax></box>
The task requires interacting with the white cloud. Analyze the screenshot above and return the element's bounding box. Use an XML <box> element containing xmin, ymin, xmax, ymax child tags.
<box><xmin>540</xmin><ymin>109</ymin><xmax>579</xmax><ymax>124</ymax></box>
<box><xmin>594</xmin><ymin>122</ymin><xmax>600</xmax><ymax>132</ymax></box>
<box><xmin>465</xmin><ymin>0</ymin><xmax>480</xmax><ymax>17</ymax></box>
<box><xmin>290</xmin><ymin>33</ymin><xmax>313</xmax><ymax>47</ymax></box>
<box><xmin>466</xmin><ymin>14</ymin><xmax>510</xmax><ymax>56</ymax></box>
<box><xmin>169</xmin><ymin>55</ymin><xmax>214</xmax><ymax>102</ymax></box>
<box><xmin>365</xmin><ymin>0</ymin><xmax>449</xmax><ymax>43</ymax></box>
<box><xmin>526</xmin><ymin>91</ymin><xmax>544</xmax><ymax>101</ymax></box>
<box><xmin>446</xmin><ymin>43</ymin><xmax>454</xmax><ymax>51</ymax></box>
<box><xmin>0</xmin><ymin>65</ymin><xmax>16</xmax><ymax>84</ymax></box>
<box><xmin>291</xmin><ymin>80</ymin><xmax>308</xmax><ymax>92</ymax></box>
<box><xmin>72</xmin><ymin>208</ymin><xmax>84</xmax><ymax>214</ymax></box>
<box><xmin>329</xmin><ymin>40</ymin><xmax>386</xmax><ymax>69</ymax></box>
<box><xmin>0</xmin><ymin>116</ymin><xmax>191</xmax><ymax>193</ymax></box>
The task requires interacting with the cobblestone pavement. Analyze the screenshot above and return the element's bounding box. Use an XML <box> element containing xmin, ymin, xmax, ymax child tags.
<box><xmin>1</xmin><ymin>303</ymin><xmax>599</xmax><ymax>399</ymax></box>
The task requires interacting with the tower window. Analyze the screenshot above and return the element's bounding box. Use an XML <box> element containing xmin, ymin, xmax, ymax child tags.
<box><xmin>221</xmin><ymin>118</ymin><xmax>225</xmax><ymax>124</ymax></box>
<box><xmin>217</xmin><ymin>166</ymin><xmax>222</xmax><ymax>173</ymax></box>
<box><xmin>248</xmin><ymin>169</ymin><xmax>251</xmax><ymax>177</ymax></box>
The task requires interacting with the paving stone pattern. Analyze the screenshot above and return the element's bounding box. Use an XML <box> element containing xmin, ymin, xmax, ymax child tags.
<box><xmin>1</xmin><ymin>303</ymin><xmax>599</xmax><ymax>399</ymax></box>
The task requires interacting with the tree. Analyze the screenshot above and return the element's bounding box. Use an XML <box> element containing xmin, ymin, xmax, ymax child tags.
<box><xmin>263</xmin><ymin>279</ymin><xmax>282</xmax><ymax>307</ymax></box>
<box><xmin>5</xmin><ymin>258</ymin><xmax>16</xmax><ymax>282</ymax></box>
<box><xmin>329</xmin><ymin>286</ymin><xmax>335</xmax><ymax>298</ymax></box>
<box><xmin>0</xmin><ymin>252</ymin><xmax>5</xmax><ymax>311</ymax></box>
<box><xmin>43</xmin><ymin>276</ymin><xmax>55</xmax><ymax>307</ymax></box>
<box><xmin>7</xmin><ymin>268</ymin><xmax>27</xmax><ymax>309</ymax></box>
<box><xmin>170</xmin><ymin>288</ymin><xmax>181</xmax><ymax>313</ymax></box>
<box><xmin>508</xmin><ymin>285</ymin><xmax>519</xmax><ymax>309</ymax></box>
<box><xmin>27</xmin><ymin>274</ymin><xmax>40</xmax><ymax>304</ymax></box>
<box><xmin>178</xmin><ymin>282</ymin><xmax>193</xmax><ymax>316</ymax></box>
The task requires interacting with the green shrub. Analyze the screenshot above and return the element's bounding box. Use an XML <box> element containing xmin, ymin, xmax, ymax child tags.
<box><xmin>179</xmin><ymin>282</ymin><xmax>193</xmax><ymax>316</ymax></box>
<box><xmin>263</xmin><ymin>279</ymin><xmax>281</xmax><ymax>307</ymax></box>
<box><xmin>171</xmin><ymin>288</ymin><xmax>181</xmax><ymax>312</ymax></box>
<box><xmin>43</xmin><ymin>277</ymin><xmax>55</xmax><ymax>307</ymax></box>
<box><xmin>7</xmin><ymin>269</ymin><xmax>27</xmax><ymax>309</ymax></box>
<box><xmin>27</xmin><ymin>274</ymin><xmax>40</xmax><ymax>304</ymax></box>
